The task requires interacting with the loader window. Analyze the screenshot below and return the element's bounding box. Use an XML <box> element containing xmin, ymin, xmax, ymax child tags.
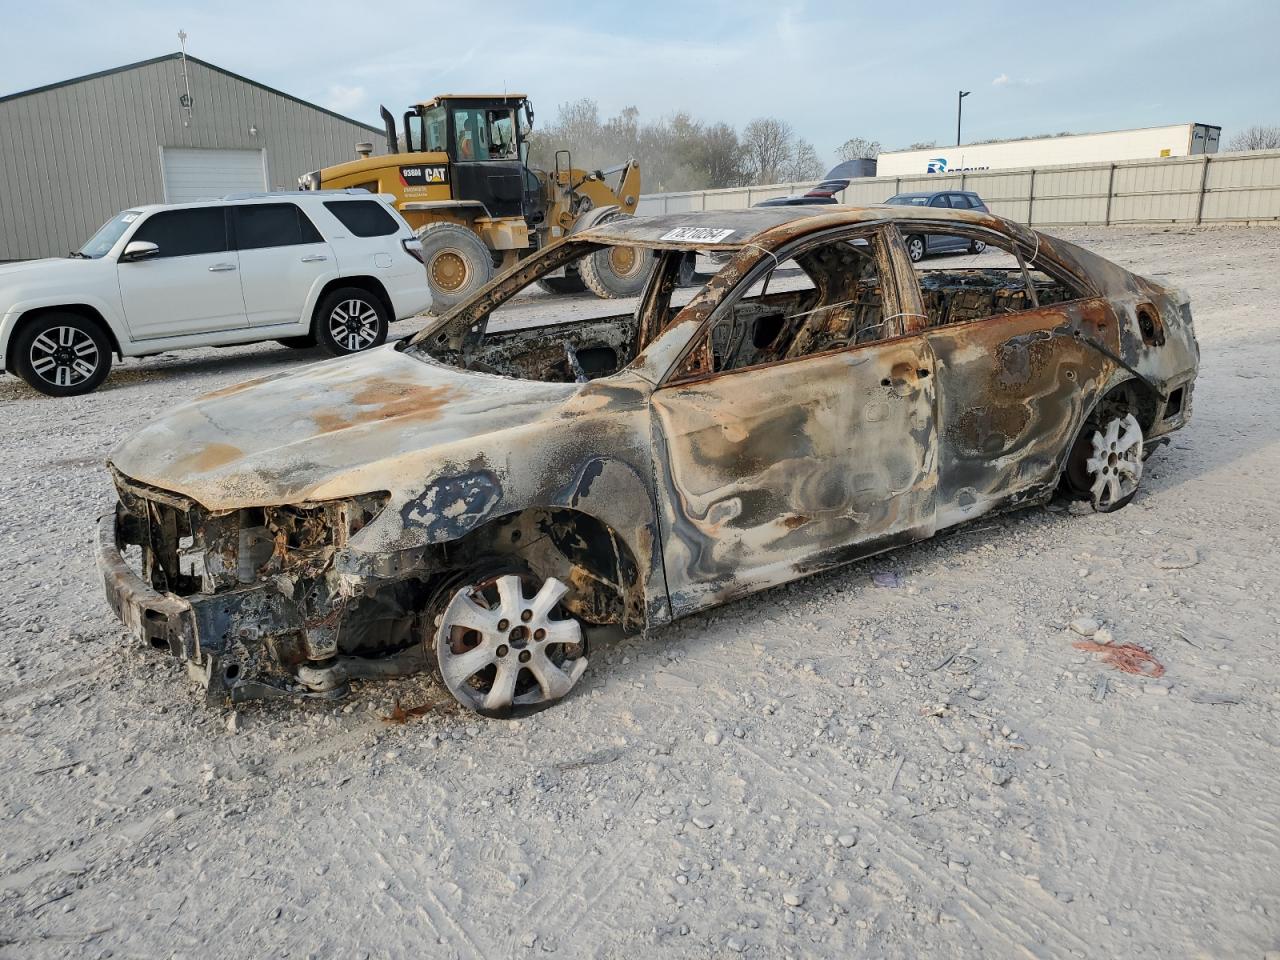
<box><xmin>451</xmin><ymin>108</ymin><xmax>519</xmax><ymax>161</ymax></box>
<box><xmin>453</xmin><ymin>109</ymin><xmax>485</xmax><ymax>161</ymax></box>
<box><xmin>423</xmin><ymin>106</ymin><xmax>447</xmax><ymax>152</ymax></box>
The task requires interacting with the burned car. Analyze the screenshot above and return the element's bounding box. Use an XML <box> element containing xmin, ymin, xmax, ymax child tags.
<box><xmin>98</xmin><ymin>205</ymin><xmax>1198</xmax><ymax>715</ymax></box>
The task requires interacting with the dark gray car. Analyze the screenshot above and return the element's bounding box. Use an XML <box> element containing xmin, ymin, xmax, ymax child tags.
<box><xmin>884</xmin><ymin>191</ymin><xmax>990</xmax><ymax>261</ymax></box>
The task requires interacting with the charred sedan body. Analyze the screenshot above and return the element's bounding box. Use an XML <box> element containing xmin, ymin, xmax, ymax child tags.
<box><xmin>98</xmin><ymin>204</ymin><xmax>1198</xmax><ymax>714</ymax></box>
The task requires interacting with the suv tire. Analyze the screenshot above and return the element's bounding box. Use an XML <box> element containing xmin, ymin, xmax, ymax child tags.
<box><xmin>13</xmin><ymin>312</ymin><xmax>113</xmax><ymax>397</ymax></box>
<box><xmin>313</xmin><ymin>288</ymin><xmax>389</xmax><ymax>356</ymax></box>
<box><xmin>905</xmin><ymin>235</ymin><xmax>926</xmax><ymax>263</ymax></box>
<box><xmin>418</xmin><ymin>222</ymin><xmax>494</xmax><ymax>310</ymax></box>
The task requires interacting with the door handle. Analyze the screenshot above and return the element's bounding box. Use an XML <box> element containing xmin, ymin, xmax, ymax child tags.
<box><xmin>208</xmin><ymin>263</ymin><xmax>237</xmax><ymax>272</ymax></box>
<box><xmin>300</xmin><ymin>254</ymin><xmax>328</xmax><ymax>262</ymax></box>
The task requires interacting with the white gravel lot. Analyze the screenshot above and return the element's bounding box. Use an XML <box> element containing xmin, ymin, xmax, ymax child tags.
<box><xmin>1</xmin><ymin>226</ymin><xmax>1278</xmax><ymax>959</ymax></box>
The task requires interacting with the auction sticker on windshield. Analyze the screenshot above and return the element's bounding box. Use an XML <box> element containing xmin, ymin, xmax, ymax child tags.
<box><xmin>659</xmin><ymin>227</ymin><xmax>736</xmax><ymax>243</ymax></box>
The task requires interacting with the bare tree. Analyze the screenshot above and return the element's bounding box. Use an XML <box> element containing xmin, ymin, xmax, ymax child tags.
<box><xmin>837</xmin><ymin>136</ymin><xmax>881</xmax><ymax>161</ymax></box>
<box><xmin>698</xmin><ymin>122</ymin><xmax>743</xmax><ymax>188</ymax></box>
<box><xmin>904</xmin><ymin>140</ymin><xmax>937</xmax><ymax>151</ymax></box>
<box><xmin>783</xmin><ymin>139</ymin><xmax>825</xmax><ymax>182</ymax></box>
<box><xmin>1227</xmin><ymin>125</ymin><xmax>1280</xmax><ymax>151</ymax></box>
<box><xmin>741</xmin><ymin>117</ymin><xmax>795</xmax><ymax>185</ymax></box>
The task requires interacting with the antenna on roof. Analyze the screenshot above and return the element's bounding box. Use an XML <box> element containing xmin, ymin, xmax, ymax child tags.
<box><xmin>177</xmin><ymin>29</ymin><xmax>194</xmax><ymax>127</ymax></box>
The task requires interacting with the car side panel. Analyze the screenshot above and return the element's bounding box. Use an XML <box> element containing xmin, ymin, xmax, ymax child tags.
<box><xmin>924</xmin><ymin>297</ymin><xmax>1120</xmax><ymax>527</ymax></box>
<box><xmin>650</xmin><ymin>339</ymin><xmax>938</xmax><ymax>618</ymax></box>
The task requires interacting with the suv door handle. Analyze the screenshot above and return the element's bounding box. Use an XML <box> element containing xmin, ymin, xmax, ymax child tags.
<box><xmin>300</xmin><ymin>254</ymin><xmax>328</xmax><ymax>262</ymax></box>
<box><xmin>208</xmin><ymin>263</ymin><xmax>237</xmax><ymax>272</ymax></box>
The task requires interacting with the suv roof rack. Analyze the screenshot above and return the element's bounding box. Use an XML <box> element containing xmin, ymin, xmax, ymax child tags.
<box><xmin>221</xmin><ymin>188</ymin><xmax>372</xmax><ymax>201</ymax></box>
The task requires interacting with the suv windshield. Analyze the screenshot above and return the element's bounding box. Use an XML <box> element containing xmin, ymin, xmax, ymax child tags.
<box><xmin>885</xmin><ymin>195</ymin><xmax>929</xmax><ymax>206</ymax></box>
<box><xmin>78</xmin><ymin>210</ymin><xmax>141</xmax><ymax>258</ymax></box>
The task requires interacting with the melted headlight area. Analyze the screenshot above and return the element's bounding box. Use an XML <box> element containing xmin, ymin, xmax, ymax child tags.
<box><xmin>109</xmin><ymin>471</ymin><xmax>432</xmax><ymax>702</ymax></box>
<box><xmin>106</xmin><ymin>472</ymin><xmax>644</xmax><ymax>704</ymax></box>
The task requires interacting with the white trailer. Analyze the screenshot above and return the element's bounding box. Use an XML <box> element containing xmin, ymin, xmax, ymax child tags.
<box><xmin>877</xmin><ymin>123</ymin><xmax>1221</xmax><ymax>177</ymax></box>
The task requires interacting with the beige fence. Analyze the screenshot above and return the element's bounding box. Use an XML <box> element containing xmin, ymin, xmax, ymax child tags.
<box><xmin>636</xmin><ymin>149</ymin><xmax>1280</xmax><ymax>227</ymax></box>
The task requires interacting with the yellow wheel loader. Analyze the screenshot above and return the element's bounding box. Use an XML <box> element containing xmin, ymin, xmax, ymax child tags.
<box><xmin>300</xmin><ymin>94</ymin><xmax>650</xmax><ymax>308</ymax></box>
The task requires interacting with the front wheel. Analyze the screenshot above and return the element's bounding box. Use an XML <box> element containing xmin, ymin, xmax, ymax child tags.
<box><xmin>1062</xmin><ymin>412</ymin><xmax>1144</xmax><ymax>512</ymax></box>
<box><xmin>906</xmin><ymin>235</ymin><xmax>926</xmax><ymax>263</ymax></box>
<box><xmin>417</xmin><ymin>222</ymin><xmax>494</xmax><ymax>310</ymax></box>
<box><xmin>13</xmin><ymin>313</ymin><xmax>113</xmax><ymax>397</ymax></box>
<box><xmin>969</xmin><ymin>239</ymin><xmax>987</xmax><ymax>254</ymax></box>
<box><xmin>313</xmin><ymin>288</ymin><xmax>389</xmax><ymax>356</ymax></box>
<box><xmin>433</xmin><ymin>570</ymin><xmax>589</xmax><ymax>717</ymax></box>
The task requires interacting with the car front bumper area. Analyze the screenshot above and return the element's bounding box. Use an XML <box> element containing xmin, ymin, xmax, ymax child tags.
<box><xmin>96</xmin><ymin>510</ymin><xmax>309</xmax><ymax>705</ymax></box>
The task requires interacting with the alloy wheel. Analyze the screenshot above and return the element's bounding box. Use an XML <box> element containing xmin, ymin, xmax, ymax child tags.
<box><xmin>327</xmin><ymin>299</ymin><xmax>379</xmax><ymax>352</ymax></box>
<box><xmin>435</xmin><ymin>573</ymin><xmax>587</xmax><ymax>714</ymax></box>
<box><xmin>1084</xmin><ymin>413</ymin><xmax>1144</xmax><ymax>510</ymax></box>
<box><xmin>28</xmin><ymin>325</ymin><xmax>100</xmax><ymax>388</ymax></box>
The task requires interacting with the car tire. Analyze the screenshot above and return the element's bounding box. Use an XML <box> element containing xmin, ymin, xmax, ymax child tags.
<box><xmin>12</xmin><ymin>312</ymin><xmax>113</xmax><ymax>397</ymax></box>
<box><xmin>1061</xmin><ymin>407</ymin><xmax>1144</xmax><ymax>513</ymax></box>
<box><xmin>578</xmin><ymin>213</ymin><xmax>654</xmax><ymax>299</ymax></box>
<box><xmin>535</xmin><ymin>266</ymin><xmax>587</xmax><ymax>295</ymax></box>
<box><xmin>276</xmin><ymin>335</ymin><xmax>317</xmax><ymax>349</ymax></box>
<box><xmin>313</xmin><ymin>288</ymin><xmax>389</xmax><ymax>357</ymax></box>
<box><xmin>417</xmin><ymin>222</ymin><xmax>494</xmax><ymax>310</ymax></box>
<box><xmin>905</xmin><ymin>235</ymin><xmax>926</xmax><ymax>263</ymax></box>
<box><xmin>430</xmin><ymin>562</ymin><xmax>589</xmax><ymax>718</ymax></box>
<box><xmin>969</xmin><ymin>240</ymin><xmax>987</xmax><ymax>254</ymax></box>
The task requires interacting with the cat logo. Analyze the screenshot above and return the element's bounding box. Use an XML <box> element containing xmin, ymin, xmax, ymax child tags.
<box><xmin>400</xmin><ymin>164</ymin><xmax>449</xmax><ymax>186</ymax></box>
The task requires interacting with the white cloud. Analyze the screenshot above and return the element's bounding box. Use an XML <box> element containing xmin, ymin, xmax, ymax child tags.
<box><xmin>992</xmin><ymin>73</ymin><xmax>1039</xmax><ymax>88</ymax></box>
<box><xmin>325</xmin><ymin>84</ymin><xmax>367</xmax><ymax>115</ymax></box>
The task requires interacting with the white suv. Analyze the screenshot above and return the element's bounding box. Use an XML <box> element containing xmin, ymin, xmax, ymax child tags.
<box><xmin>0</xmin><ymin>191</ymin><xmax>432</xmax><ymax>396</ymax></box>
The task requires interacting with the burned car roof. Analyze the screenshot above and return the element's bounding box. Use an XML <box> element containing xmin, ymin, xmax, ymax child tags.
<box><xmin>577</xmin><ymin>204</ymin><xmax>1041</xmax><ymax>252</ymax></box>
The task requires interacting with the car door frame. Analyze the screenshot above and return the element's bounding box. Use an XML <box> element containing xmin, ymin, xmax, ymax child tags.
<box><xmin>647</xmin><ymin>222</ymin><xmax>940</xmax><ymax>618</ymax></box>
<box><xmin>229</xmin><ymin>201</ymin><xmax>338</xmax><ymax>328</ymax></box>
<box><xmin>114</xmin><ymin>206</ymin><xmax>249</xmax><ymax>341</ymax></box>
<box><xmin>886</xmin><ymin>219</ymin><xmax>1121</xmax><ymax>526</ymax></box>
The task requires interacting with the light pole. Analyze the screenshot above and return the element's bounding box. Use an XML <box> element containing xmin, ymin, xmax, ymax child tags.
<box><xmin>956</xmin><ymin>90</ymin><xmax>970</xmax><ymax>146</ymax></box>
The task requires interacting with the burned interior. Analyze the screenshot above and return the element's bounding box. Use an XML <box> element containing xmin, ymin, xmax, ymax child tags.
<box><xmin>98</xmin><ymin>204</ymin><xmax>1199</xmax><ymax>715</ymax></box>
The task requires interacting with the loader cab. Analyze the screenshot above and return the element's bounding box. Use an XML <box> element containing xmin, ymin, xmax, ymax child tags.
<box><xmin>401</xmin><ymin>94</ymin><xmax>532</xmax><ymax>220</ymax></box>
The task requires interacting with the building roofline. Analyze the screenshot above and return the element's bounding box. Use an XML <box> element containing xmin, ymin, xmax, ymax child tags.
<box><xmin>882</xmin><ymin>121</ymin><xmax>1221</xmax><ymax>156</ymax></box>
<box><xmin>0</xmin><ymin>51</ymin><xmax>383</xmax><ymax>135</ymax></box>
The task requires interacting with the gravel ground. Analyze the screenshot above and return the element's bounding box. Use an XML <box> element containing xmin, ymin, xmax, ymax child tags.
<box><xmin>1</xmin><ymin>226</ymin><xmax>1278</xmax><ymax>959</ymax></box>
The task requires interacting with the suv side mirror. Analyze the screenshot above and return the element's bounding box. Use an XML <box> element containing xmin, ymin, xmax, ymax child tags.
<box><xmin>121</xmin><ymin>240</ymin><xmax>159</xmax><ymax>262</ymax></box>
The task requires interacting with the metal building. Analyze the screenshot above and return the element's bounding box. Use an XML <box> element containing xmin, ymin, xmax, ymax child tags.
<box><xmin>0</xmin><ymin>52</ymin><xmax>385</xmax><ymax>261</ymax></box>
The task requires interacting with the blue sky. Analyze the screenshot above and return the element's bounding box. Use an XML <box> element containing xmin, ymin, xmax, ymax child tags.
<box><xmin>2</xmin><ymin>0</ymin><xmax>1276</xmax><ymax>163</ymax></box>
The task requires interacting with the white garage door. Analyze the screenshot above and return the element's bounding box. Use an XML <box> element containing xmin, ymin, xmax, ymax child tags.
<box><xmin>161</xmin><ymin>147</ymin><xmax>267</xmax><ymax>203</ymax></box>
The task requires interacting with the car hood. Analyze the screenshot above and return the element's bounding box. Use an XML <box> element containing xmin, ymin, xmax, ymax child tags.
<box><xmin>0</xmin><ymin>257</ymin><xmax>94</xmax><ymax>283</ymax></box>
<box><xmin>109</xmin><ymin>346</ymin><xmax>579</xmax><ymax>511</ymax></box>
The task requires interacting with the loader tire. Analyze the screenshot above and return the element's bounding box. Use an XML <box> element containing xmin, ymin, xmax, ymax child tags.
<box><xmin>417</xmin><ymin>222</ymin><xmax>494</xmax><ymax>311</ymax></box>
<box><xmin>536</xmin><ymin>266</ymin><xmax>587</xmax><ymax>295</ymax></box>
<box><xmin>577</xmin><ymin>213</ymin><xmax>653</xmax><ymax>299</ymax></box>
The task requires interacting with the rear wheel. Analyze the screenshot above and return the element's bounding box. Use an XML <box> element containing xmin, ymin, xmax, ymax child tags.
<box><xmin>578</xmin><ymin>213</ymin><xmax>654</xmax><ymax>299</ymax></box>
<box><xmin>433</xmin><ymin>568</ymin><xmax>589</xmax><ymax>717</ymax></box>
<box><xmin>417</xmin><ymin>222</ymin><xmax>494</xmax><ymax>310</ymax></box>
<box><xmin>13</xmin><ymin>312</ymin><xmax>112</xmax><ymax>397</ymax></box>
<box><xmin>313</xmin><ymin>287</ymin><xmax>389</xmax><ymax>356</ymax></box>
<box><xmin>1062</xmin><ymin>411</ymin><xmax>1144</xmax><ymax>512</ymax></box>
